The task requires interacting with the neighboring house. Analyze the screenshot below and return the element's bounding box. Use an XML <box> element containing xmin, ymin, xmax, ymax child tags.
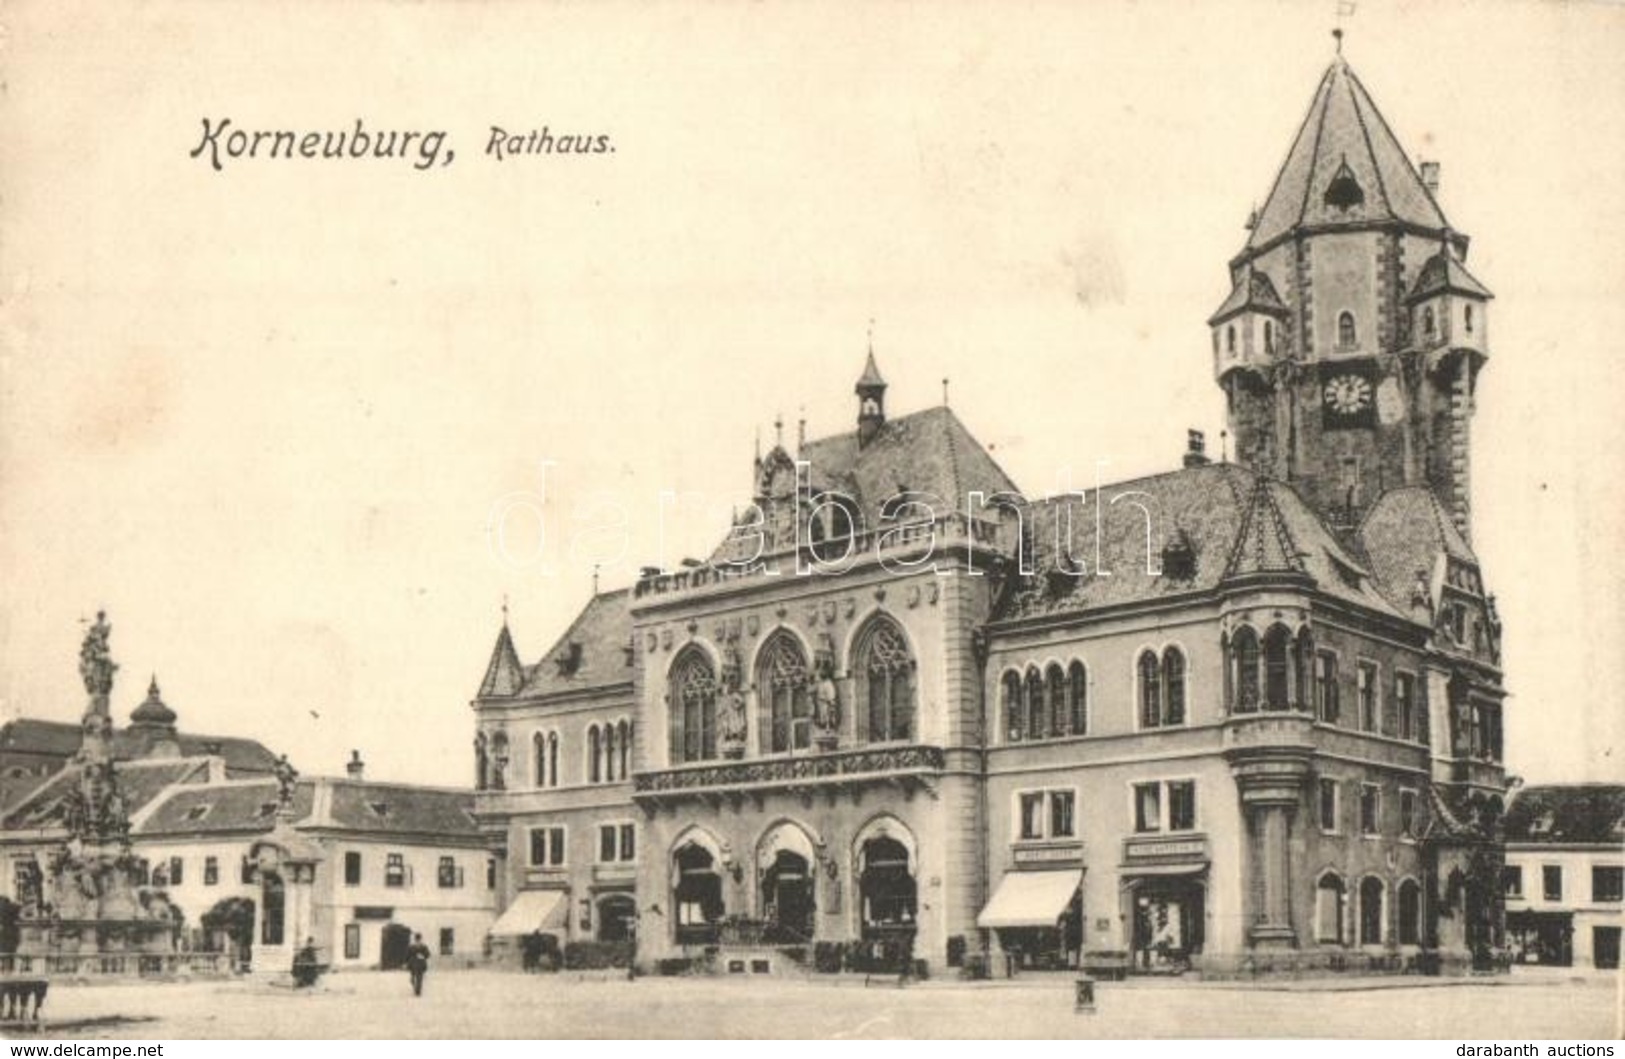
<box><xmin>470</xmin><ymin>51</ymin><xmax>1511</xmax><ymax>978</ymax></box>
<box><xmin>1502</xmin><ymin>784</ymin><xmax>1624</xmax><ymax>970</ymax></box>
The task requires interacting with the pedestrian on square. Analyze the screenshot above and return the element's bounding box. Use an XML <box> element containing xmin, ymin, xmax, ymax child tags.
<box><xmin>405</xmin><ymin>932</ymin><xmax>431</xmax><ymax>997</ymax></box>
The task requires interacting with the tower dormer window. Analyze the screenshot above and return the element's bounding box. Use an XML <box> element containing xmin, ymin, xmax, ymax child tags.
<box><xmin>1324</xmin><ymin>160</ymin><xmax>1365</xmax><ymax>211</ymax></box>
<box><xmin>1226</xmin><ymin>325</ymin><xmax>1236</xmax><ymax>355</ymax></box>
<box><xmin>1464</xmin><ymin>304</ymin><xmax>1474</xmax><ymax>334</ymax></box>
<box><xmin>1337</xmin><ymin>312</ymin><xmax>1357</xmax><ymax>351</ymax></box>
<box><xmin>1423</xmin><ymin>306</ymin><xmax>1436</xmax><ymax>341</ymax></box>
<box><xmin>1264</xmin><ymin>320</ymin><xmax>1275</xmax><ymax>355</ymax></box>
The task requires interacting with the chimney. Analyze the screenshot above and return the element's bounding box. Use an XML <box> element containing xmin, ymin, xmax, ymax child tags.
<box><xmin>1419</xmin><ymin>161</ymin><xmax>1440</xmax><ymax>197</ymax></box>
<box><xmin>1183</xmin><ymin>429</ymin><xmax>1210</xmax><ymax>468</ymax></box>
<box><xmin>346</xmin><ymin>749</ymin><xmax>365</xmax><ymax>781</ymax></box>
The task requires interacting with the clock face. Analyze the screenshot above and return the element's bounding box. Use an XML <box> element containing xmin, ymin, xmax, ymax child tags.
<box><xmin>1323</xmin><ymin>374</ymin><xmax>1373</xmax><ymax>415</ymax></box>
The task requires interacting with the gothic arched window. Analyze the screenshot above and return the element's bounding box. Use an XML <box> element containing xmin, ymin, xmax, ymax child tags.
<box><xmin>670</xmin><ymin>649</ymin><xmax>718</xmax><ymax>764</ymax></box>
<box><xmin>474</xmin><ymin>733</ymin><xmax>489</xmax><ymax>792</ymax></box>
<box><xmin>759</xmin><ymin>633</ymin><xmax>811</xmax><ymax>753</ymax></box>
<box><xmin>1162</xmin><ymin>647</ymin><xmax>1186</xmax><ymax>726</ymax></box>
<box><xmin>588</xmin><ymin>725</ymin><xmax>602</xmax><ymax>784</ymax></box>
<box><xmin>604</xmin><ymin>723</ymin><xmax>618</xmax><ymax>782</ymax></box>
<box><xmin>856</xmin><ymin>617</ymin><xmax>915</xmax><ymax>743</ymax></box>
<box><xmin>547</xmin><ymin>731</ymin><xmax>559</xmax><ymax>788</ymax></box>
<box><xmin>489</xmin><ymin>731</ymin><xmax>509</xmax><ymax>791</ymax></box>
<box><xmin>533</xmin><ymin>731</ymin><xmax>547</xmax><ymax>788</ymax></box>
<box><xmin>1025</xmin><ymin>668</ymin><xmax>1044</xmax><ymax>741</ymax></box>
<box><xmin>1232</xmin><ymin>625</ymin><xmax>1261</xmax><ymax>712</ymax></box>
<box><xmin>1003</xmin><ymin>671</ymin><xmax>1024</xmax><ymax>742</ymax></box>
<box><xmin>1338</xmin><ymin>311</ymin><xmax>1358</xmax><ymax>350</ymax></box>
<box><xmin>1068</xmin><ymin>661</ymin><xmax>1088</xmax><ymax>736</ymax></box>
<box><xmin>1263</xmin><ymin>624</ymin><xmax>1293</xmax><ymax>709</ymax></box>
<box><xmin>1046</xmin><ymin>665</ymin><xmax>1066</xmax><ymax>738</ymax></box>
<box><xmin>618</xmin><ymin>720</ymin><xmax>631</xmax><ymax>779</ymax></box>
<box><xmin>1138</xmin><ymin>650</ymin><xmax>1162</xmax><ymax>728</ymax></box>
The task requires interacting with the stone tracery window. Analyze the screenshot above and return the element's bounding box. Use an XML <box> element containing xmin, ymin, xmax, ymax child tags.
<box><xmin>760</xmin><ymin>633</ymin><xmax>812</xmax><ymax>753</ymax></box>
<box><xmin>670</xmin><ymin>649</ymin><xmax>718</xmax><ymax>764</ymax></box>
<box><xmin>1067</xmin><ymin>661</ymin><xmax>1088</xmax><ymax>735</ymax></box>
<box><xmin>857</xmin><ymin>617</ymin><xmax>915</xmax><ymax>743</ymax></box>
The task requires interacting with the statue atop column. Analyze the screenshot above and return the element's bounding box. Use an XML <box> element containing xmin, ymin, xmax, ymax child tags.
<box><xmin>79</xmin><ymin>610</ymin><xmax>118</xmax><ymax>698</ymax></box>
<box><xmin>273</xmin><ymin>754</ymin><xmax>299</xmax><ymax>810</ymax></box>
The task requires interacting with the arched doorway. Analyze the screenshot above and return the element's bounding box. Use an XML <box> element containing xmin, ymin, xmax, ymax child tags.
<box><xmin>1315</xmin><ymin>872</ymin><xmax>1347</xmax><ymax>946</ymax></box>
<box><xmin>762</xmin><ymin>850</ymin><xmax>814</xmax><ymax>943</ymax></box>
<box><xmin>673</xmin><ymin>840</ymin><xmax>724</xmax><ymax>945</ymax></box>
<box><xmin>857</xmin><ymin>835</ymin><xmax>916</xmax><ymax>971</ymax></box>
<box><xmin>260</xmin><ymin>872</ymin><xmax>285</xmax><ymax>946</ymax></box>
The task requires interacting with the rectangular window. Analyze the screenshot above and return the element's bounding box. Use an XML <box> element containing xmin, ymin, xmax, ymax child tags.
<box><xmin>1359</xmin><ymin>783</ymin><xmax>1381</xmax><ymax>835</ymax></box>
<box><xmin>240</xmin><ymin>858</ymin><xmax>255</xmax><ymax>885</ymax></box>
<box><xmin>1593</xmin><ymin>866</ymin><xmax>1623</xmax><ymax>903</ymax></box>
<box><xmin>1399</xmin><ymin>789</ymin><xmax>1417</xmax><ymax>838</ymax></box>
<box><xmin>1318</xmin><ymin>778</ymin><xmax>1340</xmax><ymax>833</ymax></box>
<box><xmin>1357</xmin><ymin>663</ymin><xmax>1378</xmax><ymax>733</ymax></box>
<box><xmin>344</xmin><ymin>851</ymin><xmax>362</xmax><ymax>886</ymax></box>
<box><xmin>203</xmin><ymin>856</ymin><xmax>219</xmax><ymax>886</ymax></box>
<box><xmin>1019</xmin><ymin>792</ymin><xmax>1045</xmax><ymax>840</ymax></box>
<box><xmin>1050</xmin><ymin>791</ymin><xmax>1076</xmax><ymax>838</ymax></box>
<box><xmin>1316</xmin><ymin>652</ymin><xmax>1339</xmax><ymax>724</ymax></box>
<box><xmin>1542</xmin><ymin>865</ymin><xmax>1562</xmax><ymax>902</ymax></box>
<box><xmin>437</xmin><ymin>856</ymin><xmax>460</xmax><ymax>889</ymax></box>
<box><xmin>1395</xmin><ymin>672</ymin><xmax>1417</xmax><ymax>741</ymax></box>
<box><xmin>344</xmin><ymin>923</ymin><xmax>361</xmax><ymax>960</ymax></box>
<box><xmin>600</xmin><ymin>825</ymin><xmax>618</xmax><ymax>863</ymax></box>
<box><xmin>385</xmin><ymin>852</ymin><xmax>406</xmax><ymax>888</ymax></box>
<box><xmin>1502</xmin><ymin>866</ymin><xmax>1523</xmax><ymax>898</ymax></box>
<box><xmin>619</xmin><ymin>823</ymin><xmax>635</xmax><ymax>862</ymax></box>
<box><xmin>439</xmin><ymin>928</ymin><xmax>455</xmax><ymax>956</ymax></box>
<box><xmin>1167</xmin><ymin>781</ymin><xmax>1196</xmax><ymax>832</ymax></box>
<box><xmin>169</xmin><ymin>857</ymin><xmax>184</xmax><ymax>887</ymax></box>
<box><xmin>529</xmin><ymin>827</ymin><xmax>567</xmax><ymax>868</ymax></box>
<box><xmin>1134</xmin><ymin>782</ymin><xmax>1162</xmax><ymax>834</ymax></box>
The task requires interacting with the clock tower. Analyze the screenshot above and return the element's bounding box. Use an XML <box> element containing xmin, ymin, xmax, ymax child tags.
<box><xmin>1210</xmin><ymin>53</ymin><xmax>1491</xmax><ymax>540</ymax></box>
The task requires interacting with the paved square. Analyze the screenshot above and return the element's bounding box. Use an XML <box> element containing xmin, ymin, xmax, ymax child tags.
<box><xmin>31</xmin><ymin>969</ymin><xmax>1620</xmax><ymax>1039</ymax></box>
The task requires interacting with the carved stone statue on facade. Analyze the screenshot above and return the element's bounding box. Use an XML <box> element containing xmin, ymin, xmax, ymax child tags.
<box><xmin>718</xmin><ymin>641</ymin><xmax>748</xmax><ymax>758</ymax></box>
<box><xmin>811</xmin><ymin>656</ymin><xmax>840</xmax><ymax>749</ymax></box>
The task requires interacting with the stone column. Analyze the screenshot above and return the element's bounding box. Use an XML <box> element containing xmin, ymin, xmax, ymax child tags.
<box><xmin>1224</xmin><ymin>715</ymin><xmax>1314</xmax><ymax>950</ymax></box>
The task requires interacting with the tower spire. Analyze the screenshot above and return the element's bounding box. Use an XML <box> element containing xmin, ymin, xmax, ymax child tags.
<box><xmin>855</xmin><ymin>327</ymin><xmax>888</xmax><ymax>448</ymax></box>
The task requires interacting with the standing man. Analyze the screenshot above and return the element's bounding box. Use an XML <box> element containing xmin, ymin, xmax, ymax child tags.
<box><xmin>405</xmin><ymin>932</ymin><xmax>431</xmax><ymax>997</ymax></box>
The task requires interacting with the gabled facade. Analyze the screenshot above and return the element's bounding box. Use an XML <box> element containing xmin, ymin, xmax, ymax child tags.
<box><xmin>471</xmin><ymin>51</ymin><xmax>1510</xmax><ymax>978</ymax></box>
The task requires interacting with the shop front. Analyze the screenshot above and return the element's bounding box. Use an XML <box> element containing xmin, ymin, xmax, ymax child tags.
<box><xmin>978</xmin><ymin>868</ymin><xmax>1085</xmax><ymax>971</ymax></box>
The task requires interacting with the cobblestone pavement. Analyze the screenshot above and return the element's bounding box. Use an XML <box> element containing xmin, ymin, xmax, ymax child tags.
<box><xmin>25</xmin><ymin>968</ymin><xmax>1619</xmax><ymax>1040</ymax></box>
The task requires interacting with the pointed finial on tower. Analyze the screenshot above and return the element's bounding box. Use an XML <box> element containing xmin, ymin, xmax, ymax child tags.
<box><xmin>1221</xmin><ymin>430</ymin><xmax>1230</xmax><ymax>464</ymax></box>
<box><xmin>774</xmin><ymin>413</ymin><xmax>784</xmax><ymax>448</ymax></box>
<box><xmin>797</xmin><ymin>406</ymin><xmax>806</xmax><ymax>452</ymax></box>
<box><xmin>942</xmin><ymin>377</ymin><xmax>950</xmax><ymax>407</ymax></box>
<box><xmin>1333</xmin><ymin>27</ymin><xmax>1343</xmax><ymax>54</ymax></box>
<box><xmin>501</xmin><ymin>593</ymin><xmax>510</xmax><ymax>626</ymax></box>
<box><xmin>592</xmin><ymin>564</ymin><xmax>600</xmax><ymax>595</ymax></box>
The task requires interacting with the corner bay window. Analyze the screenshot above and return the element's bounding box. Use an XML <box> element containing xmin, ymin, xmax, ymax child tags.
<box><xmin>1134</xmin><ymin>780</ymin><xmax>1196</xmax><ymax>833</ymax></box>
<box><xmin>530</xmin><ymin>826</ymin><xmax>566</xmax><ymax>868</ymax></box>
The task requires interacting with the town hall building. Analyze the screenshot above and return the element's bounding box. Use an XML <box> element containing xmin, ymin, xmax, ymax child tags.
<box><xmin>470</xmin><ymin>51</ymin><xmax>1511</xmax><ymax>978</ymax></box>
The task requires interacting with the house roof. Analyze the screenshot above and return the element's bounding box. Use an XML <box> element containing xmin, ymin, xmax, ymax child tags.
<box><xmin>138</xmin><ymin>776</ymin><xmax>481</xmax><ymax>842</ymax></box>
<box><xmin>797</xmin><ymin>405</ymin><xmax>1021</xmax><ymax>521</ymax></box>
<box><xmin>1247</xmin><ymin>58</ymin><xmax>1447</xmax><ymax>252</ymax></box>
<box><xmin>322</xmin><ymin>780</ymin><xmax>481</xmax><ymax>839</ymax></box>
<box><xmin>1504</xmin><ymin>784</ymin><xmax>1625</xmax><ymax>846</ymax></box>
<box><xmin>1208</xmin><ymin>269</ymin><xmax>1290</xmax><ymax>326</ymax></box>
<box><xmin>1</xmin><ymin>757</ymin><xmax>210</xmax><ymax>831</ymax></box>
<box><xmin>1358</xmin><ymin>486</ymin><xmax>1476</xmax><ymax>617</ymax></box>
<box><xmin>1407</xmin><ymin>248</ymin><xmax>1494</xmax><ymax>303</ymax></box>
<box><xmin>515</xmin><ymin>588</ymin><xmax>633</xmax><ymax>698</ymax></box>
<box><xmin>138</xmin><ymin>778</ymin><xmax>315</xmax><ymax>837</ymax></box>
<box><xmin>993</xmin><ymin>464</ymin><xmax>1402</xmax><ymax>622</ymax></box>
<box><xmin>0</xmin><ymin>718</ymin><xmax>279</xmax><ymax>777</ymax></box>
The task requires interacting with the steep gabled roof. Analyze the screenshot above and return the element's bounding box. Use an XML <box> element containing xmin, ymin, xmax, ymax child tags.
<box><xmin>1504</xmin><ymin>784</ymin><xmax>1625</xmax><ymax>846</ymax></box>
<box><xmin>1247</xmin><ymin>58</ymin><xmax>1447</xmax><ymax>251</ymax></box>
<box><xmin>1359</xmin><ymin>486</ymin><xmax>1476</xmax><ymax>616</ymax></box>
<box><xmin>1407</xmin><ymin>248</ymin><xmax>1494</xmax><ymax>303</ymax></box>
<box><xmin>517</xmin><ymin>588</ymin><xmax>633</xmax><ymax>698</ymax></box>
<box><xmin>477</xmin><ymin>623</ymin><xmax>526</xmax><ymax>698</ymax></box>
<box><xmin>798</xmin><ymin>405</ymin><xmax>1021</xmax><ymax>518</ymax></box>
<box><xmin>1208</xmin><ymin>269</ymin><xmax>1290</xmax><ymax>326</ymax></box>
<box><xmin>1224</xmin><ymin>475</ymin><xmax>1310</xmax><ymax>579</ymax></box>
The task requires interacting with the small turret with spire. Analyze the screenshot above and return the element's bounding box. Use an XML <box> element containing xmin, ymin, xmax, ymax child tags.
<box><xmin>856</xmin><ymin>323</ymin><xmax>887</xmax><ymax>449</ymax></box>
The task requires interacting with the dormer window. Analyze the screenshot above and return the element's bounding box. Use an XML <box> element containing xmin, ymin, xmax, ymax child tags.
<box><xmin>1264</xmin><ymin>320</ymin><xmax>1275</xmax><ymax>355</ymax></box>
<box><xmin>1464</xmin><ymin>304</ymin><xmax>1474</xmax><ymax>334</ymax></box>
<box><xmin>1337</xmin><ymin>312</ymin><xmax>1358</xmax><ymax>351</ymax></box>
<box><xmin>1226</xmin><ymin>325</ymin><xmax>1236</xmax><ymax>355</ymax></box>
<box><xmin>1324</xmin><ymin>160</ymin><xmax>1365</xmax><ymax>211</ymax></box>
<box><xmin>185</xmin><ymin>805</ymin><xmax>211</xmax><ymax>823</ymax></box>
<box><xmin>1422</xmin><ymin>306</ymin><xmax>1436</xmax><ymax>341</ymax></box>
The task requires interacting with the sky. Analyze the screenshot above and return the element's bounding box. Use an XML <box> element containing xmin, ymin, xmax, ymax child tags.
<box><xmin>1</xmin><ymin>0</ymin><xmax>1621</xmax><ymax>788</ymax></box>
